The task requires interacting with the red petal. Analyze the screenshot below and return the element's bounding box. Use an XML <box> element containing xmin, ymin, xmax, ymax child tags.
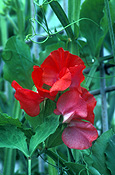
<box><xmin>41</xmin><ymin>48</ymin><xmax>85</xmax><ymax>86</ymax></box>
<box><xmin>11</xmin><ymin>80</ymin><xmax>44</xmax><ymax>117</ymax></box>
<box><xmin>50</xmin><ymin>68</ymin><xmax>71</xmax><ymax>94</ymax></box>
<box><xmin>81</xmin><ymin>87</ymin><xmax>97</xmax><ymax>124</ymax></box>
<box><xmin>62</xmin><ymin>120</ymin><xmax>98</xmax><ymax>149</ymax></box>
<box><xmin>32</xmin><ymin>65</ymin><xmax>43</xmax><ymax>88</ymax></box>
<box><xmin>55</xmin><ymin>90</ymin><xmax>87</xmax><ymax>123</ymax></box>
<box><xmin>37</xmin><ymin>86</ymin><xmax>56</xmax><ymax>100</ymax></box>
<box><xmin>69</xmin><ymin>65</ymin><xmax>86</xmax><ymax>90</ymax></box>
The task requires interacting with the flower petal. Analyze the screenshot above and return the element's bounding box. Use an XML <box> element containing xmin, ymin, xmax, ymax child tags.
<box><xmin>41</xmin><ymin>48</ymin><xmax>85</xmax><ymax>87</ymax></box>
<box><xmin>50</xmin><ymin>68</ymin><xmax>71</xmax><ymax>95</ymax></box>
<box><xmin>11</xmin><ymin>80</ymin><xmax>44</xmax><ymax>117</ymax></box>
<box><xmin>62</xmin><ymin>120</ymin><xmax>98</xmax><ymax>149</ymax></box>
<box><xmin>81</xmin><ymin>87</ymin><xmax>97</xmax><ymax>124</ymax></box>
<box><xmin>69</xmin><ymin>65</ymin><xmax>86</xmax><ymax>90</ymax></box>
<box><xmin>54</xmin><ymin>90</ymin><xmax>87</xmax><ymax>123</ymax></box>
<box><xmin>32</xmin><ymin>65</ymin><xmax>43</xmax><ymax>88</ymax></box>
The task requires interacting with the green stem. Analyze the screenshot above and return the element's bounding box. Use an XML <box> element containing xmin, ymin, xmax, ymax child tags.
<box><xmin>67</xmin><ymin>147</ymin><xmax>75</xmax><ymax>162</ymax></box>
<box><xmin>47</xmin><ymin>155</ymin><xmax>57</xmax><ymax>175</ymax></box>
<box><xmin>104</xmin><ymin>0</ymin><xmax>115</xmax><ymax>62</ymax></box>
<box><xmin>0</xmin><ymin>16</ymin><xmax>8</xmax><ymax>47</ymax></box>
<box><xmin>68</xmin><ymin>0</ymin><xmax>74</xmax><ymax>26</ymax></box>
<box><xmin>6</xmin><ymin>14</ymin><xmax>19</xmax><ymax>33</ymax></box>
<box><xmin>28</xmin><ymin>157</ymin><xmax>31</xmax><ymax>175</ymax></box>
<box><xmin>73</xmin><ymin>0</ymin><xmax>81</xmax><ymax>27</ymax></box>
<box><xmin>15</xmin><ymin>0</ymin><xmax>25</xmax><ymax>40</ymax></box>
<box><xmin>3</xmin><ymin>149</ymin><xmax>16</xmax><ymax>175</ymax></box>
<box><xmin>72</xmin><ymin>149</ymin><xmax>80</xmax><ymax>162</ymax></box>
<box><xmin>13</xmin><ymin>100</ymin><xmax>22</xmax><ymax>120</ymax></box>
<box><xmin>68</xmin><ymin>0</ymin><xmax>81</xmax><ymax>55</ymax></box>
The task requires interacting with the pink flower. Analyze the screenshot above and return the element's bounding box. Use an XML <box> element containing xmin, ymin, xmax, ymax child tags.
<box><xmin>54</xmin><ymin>88</ymin><xmax>98</xmax><ymax>149</ymax></box>
<box><xmin>62</xmin><ymin>120</ymin><xmax>98</xmax><ymax>150</ymax></box>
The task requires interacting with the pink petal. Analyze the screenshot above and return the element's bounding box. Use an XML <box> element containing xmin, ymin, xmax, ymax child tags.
<box><xmin>11</xmin><ymin>80</ymin><xmax>44</xmax><ymax>117</ymax></box>
<box><xmin>69</xmin><ymin>65</ymin><xmax>86</xmax><ymax>90</ymax></box>
<box><xmin>55</xmin><ymin>90</ymin><xmax>87</xmax><ymax>123</ymax></box>
<box><xmin>81</xmin><ymin>87</ymin><xmax>97</xmax><ymax>124</ymax></box>
<box><xmin>62</xmin><ymin>120</ymin><xmax>98</xmax><ymax>149</ymax></box>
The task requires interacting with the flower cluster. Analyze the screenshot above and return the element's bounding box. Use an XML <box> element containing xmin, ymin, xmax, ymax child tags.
<box><xmin>12</xmin><ymin>48</ymin><xmax>98</xmax><ymax>149</ymax></box>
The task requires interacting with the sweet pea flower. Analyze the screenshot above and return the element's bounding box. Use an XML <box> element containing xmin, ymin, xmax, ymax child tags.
<box><xmin>11</xmin><ymin>48</ymin><xmax>85</xmax><ymax>117</ymax></box>
<box><xmin>54</xmin><ymin>88</ymin><xmax>98</xmax><ymax>149</ymax></box>
<box><xmin>32</xmin><ymin>47</ymin><xmax>86</xmax><ymax>98</ymax></box>
<box><xmin>11</xmin><ymin>81</ymin><xmax>44</xmax><ymax>117</ymax></box>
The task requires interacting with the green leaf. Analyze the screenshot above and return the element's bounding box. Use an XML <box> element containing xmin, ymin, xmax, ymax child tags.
<box><xmin>105</xmin><ymin>134</ymin><xmax>115</xmax><ymax>174</ymax></box>
<box><xmin>25</xmin><ymin>111</ymin><xmax>44</xmax><ymax>130</ymax></box>
<box><xmin>2</xmin><ymin>36</ymin><xmax>34</xmax><ymax>89</ymax></box>
<box><xmin>46</xmin><ymin>149</ymin><xmax>74</xmax><ymax>175</ymax></box>
<box><xmin>85</xmin><ymin>129</ymin><xmax>113</xmax><ymax>175</ymax></box>
<box><xmin>45</xmin><ymin>124</ymin><xmax>64</xmax><ymax>148</ymax></box>
<box><xmin>65</xmin><ymin>162</ymin><xmax>86</xmax><ymax>175</ymax></box>
<box><xmin>80</xmin><ymin>0</ymin><xmax>105</xmax><ymax>56</ymax></box>
<box><xmin>48</xmin><ymin>0</ymin><xmax>74</xmax><ymax>40</ymax></box>
<box><xmin>65</xmin><ymin>163</ymin><xmax>101</xmax><ymax>175</ymax></box>
<box><xmin>43</xmin><ymin>99</ymin><xmax>56</xmax><ymax>117</ymax></box>
<box><xmin>0</xmin><ymin>112</ymin><xmax>22</xmax><ymax>127</ymax></box>
<box><xmin>98</xmin><ymin>0</ymin><xmax>115</xmax><ymax>55</ymax></box>
<box><xmin>0</xmin><ymin>125</ymin><xmax>29</xmax><ymax>157</ymax></box>
<box><xmin>26</xmin><ymin>99</ymin><xmax>56</xmax><ymax>130</ymax></box>
<box><xmin>85</xmin><ymin>59</ymin><xmax>99</xmax><ymax>88</ymax></box>
<box><xmin>88</xmin><ymin>167</ymin><xmax>101</xmax><ymax>175</ymax></box>
<box><xmin>29</xmin><ymin>114</ymin><xmax>60</xmax><ymax>156</ymax></box>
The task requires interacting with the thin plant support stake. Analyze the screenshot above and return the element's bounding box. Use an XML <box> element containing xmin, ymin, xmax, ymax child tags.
<box><xmin>100</xmin><ymin>62</ymin><xmax>108</xmax><ymax>132</ymax></box>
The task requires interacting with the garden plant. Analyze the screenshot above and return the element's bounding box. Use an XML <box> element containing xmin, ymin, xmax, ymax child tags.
<box><xmin>0</xmin><ymin>0</ymin><xmax>115</xmax><ymax>174</ymax></box>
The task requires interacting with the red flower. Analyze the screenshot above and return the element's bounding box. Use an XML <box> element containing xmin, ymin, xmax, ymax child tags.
<box><xmin>54</xmin><ymin>88</ymin><xmax>98</xmax><ymax>149</ymax></box>
<box><xmin>11</xmin><ymin>81</ymin><xmax>44</xmax><ymax>117</ymax></box>
<box><xmin>32</xmin><ymin>48</ymin><xmax>86</xmax><ymax>98</ymax></box>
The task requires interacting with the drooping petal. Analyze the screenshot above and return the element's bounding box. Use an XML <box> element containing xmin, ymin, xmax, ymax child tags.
<box><xmin>32</xmin><ymin>65</ymin><xmax>44</xmax><ymax>88</ymax></box>
<box><xmin>54</xmin><ymin>90</ymin><xmax>87</xmax><ymax>123</ymax></box>
<box><xmin>62</xmin><ymin>120</ymin><xmax>98</xmax><ymax>150</ymax></box>
<box><xmin>11</xmin><ymin>80</ymin><xmax>44</xmax><ymax>117</ymax></box>
<box><xmin>69</xmin><ymin>65</ymin><xmax>86</xmax><ymax>90</ymax></box>
<box><xmin>81</xmin><ymin>87</ymin><xmax>97</xmax><ymax>124</ymax></box>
